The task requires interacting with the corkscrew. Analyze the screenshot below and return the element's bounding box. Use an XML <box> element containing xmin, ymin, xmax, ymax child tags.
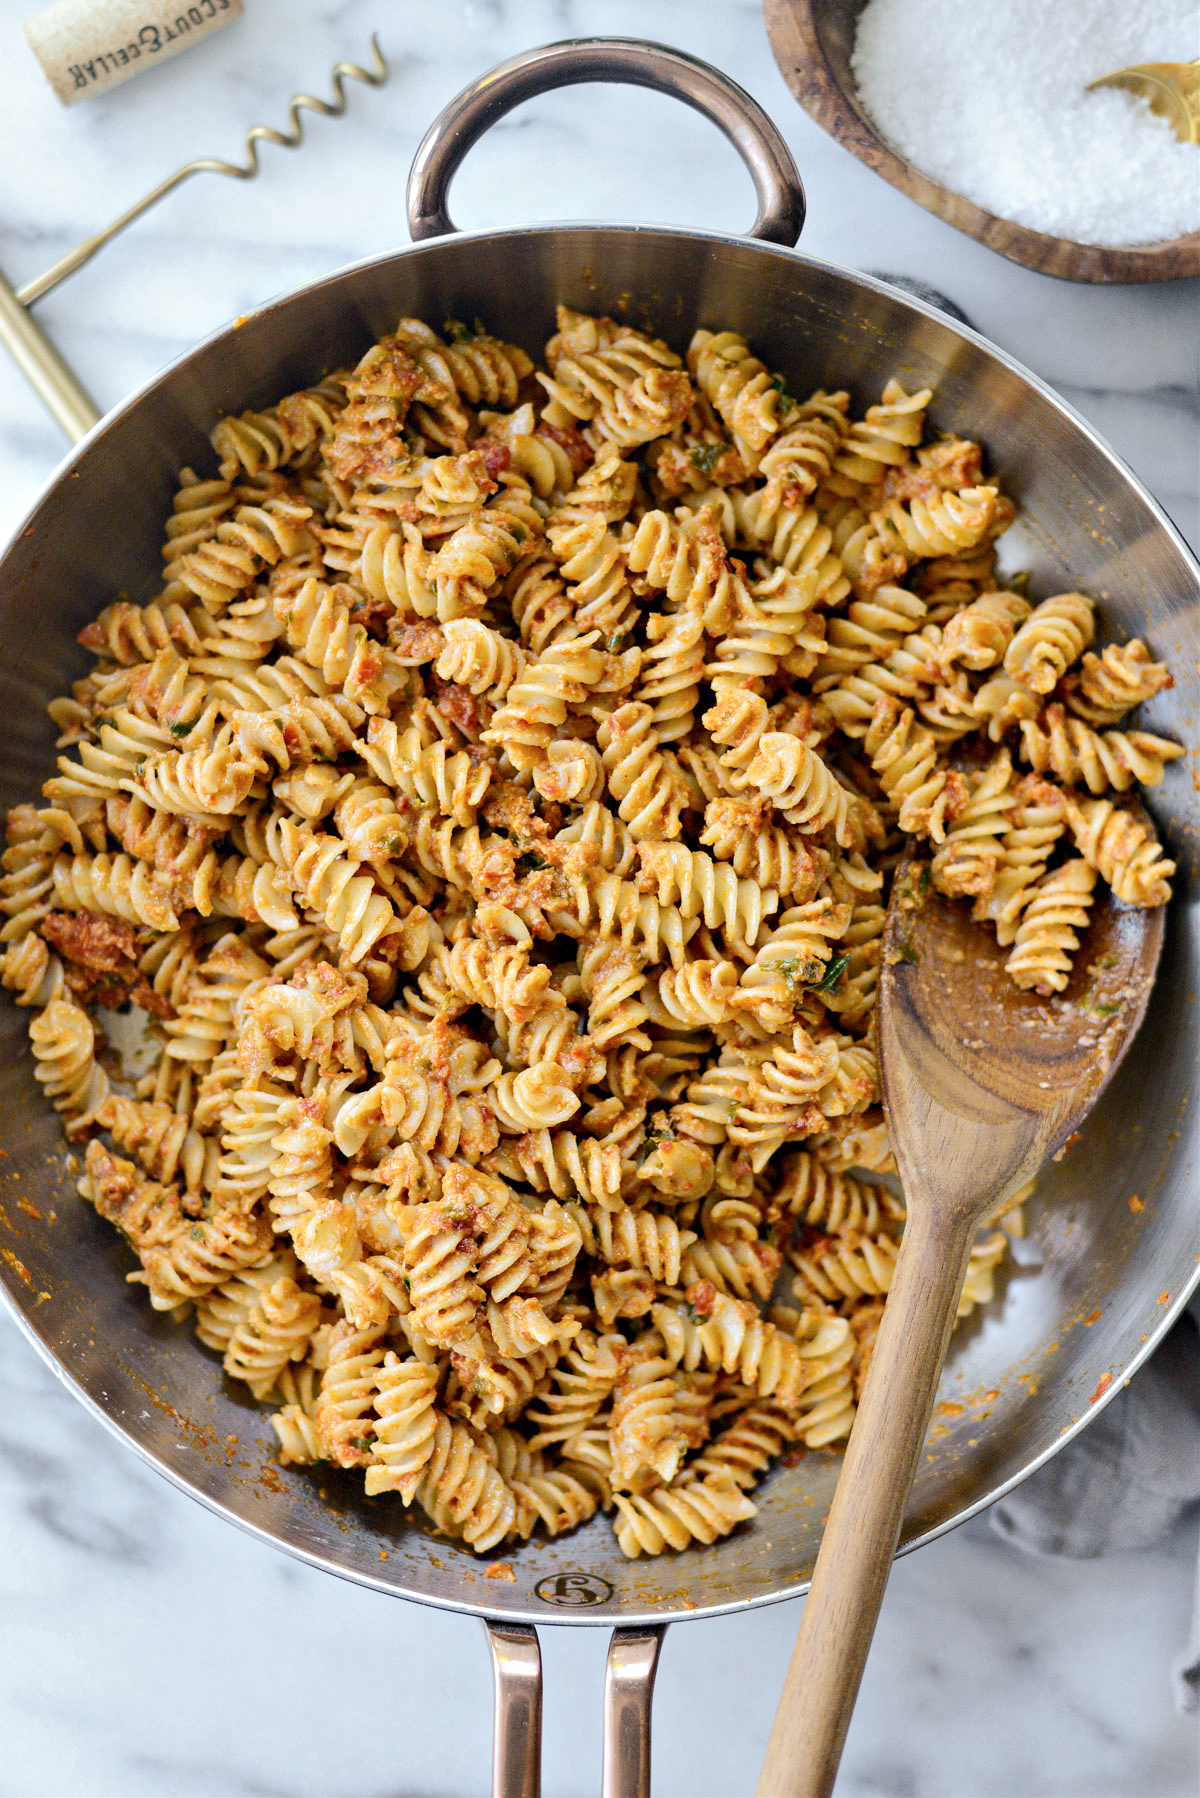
<box><xmin>0</xmin><ymin>36</ymin><xmax>388</xmax><ymax>439</ymax></box>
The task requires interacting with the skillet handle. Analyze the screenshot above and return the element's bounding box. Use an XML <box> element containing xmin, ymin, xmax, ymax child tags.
<box><xmin>483</xmin><ymin>1619</ymin><xmax>667</xmax><ymax>1798</ymax></box>
<box><xmin>603</xmin><ymin>1625</ymin><xmax>667</xmax><ymax>1798</ymax></box>
<box><xmin>407</xmin><ymin>38</ymin><xmax>805</xmax><ymax>248</ymax></box>
<box><xmin>0</xmin><ymin>268</ymin><xmax>99</xmax><ymax>444</ymax></box>
<box><xmin>485</xmin><ymin>1620</ymin><xmax>543</xmax><ymax>1798</ymax></box>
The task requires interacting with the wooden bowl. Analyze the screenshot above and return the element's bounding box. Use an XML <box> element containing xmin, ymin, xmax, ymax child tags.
<box><xmin>765</xmin><ymin>0</ymin><xmax>1200</xmax><ymax>283</ymax></box>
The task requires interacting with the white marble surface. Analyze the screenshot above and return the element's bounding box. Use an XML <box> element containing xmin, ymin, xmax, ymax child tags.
<box><xmin>0</xmin><ymin>2</ymin><xmax>1197</xmax><ymax>1793</ymax></box>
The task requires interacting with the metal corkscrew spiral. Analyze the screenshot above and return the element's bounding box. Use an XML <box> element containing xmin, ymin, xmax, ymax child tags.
<box><xmin>0</xmin><ymin>37</ymin><xmax>388</xmax><ymax>439</ymax></box>
<box><xmin>17</xmin><ymin>35</ymin><xmax>388</xmax><ymax>307</ymax></box>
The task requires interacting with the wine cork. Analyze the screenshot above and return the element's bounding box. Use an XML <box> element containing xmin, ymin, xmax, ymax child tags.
<box><xmin>23</xmin><ymin>0</ymin><xmax>243</xmax><ymax>106</ymax></box>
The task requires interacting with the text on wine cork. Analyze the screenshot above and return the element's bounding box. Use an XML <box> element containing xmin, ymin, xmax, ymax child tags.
<box><xmin>23</xmin><ymin>0</ymin><xmax>243</xmax><ymax>106</ymax></box>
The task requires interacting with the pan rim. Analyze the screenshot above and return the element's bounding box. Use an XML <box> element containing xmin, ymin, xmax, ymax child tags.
<box><xmin>5</xmin><ymin>1262</ymin><xmax>1198</xmax><ymax>1627</ymax></box>
<box><xmin>5</xmin><ymin>219</ymin><xmax>1199</xmax><ymax>587</ymax></box>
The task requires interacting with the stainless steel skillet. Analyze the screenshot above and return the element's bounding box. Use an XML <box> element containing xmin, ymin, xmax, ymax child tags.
<box><xmin>0</xmin><ymin>38</ymin><xmax>1196</xmax><ymax>1798</ymax></box>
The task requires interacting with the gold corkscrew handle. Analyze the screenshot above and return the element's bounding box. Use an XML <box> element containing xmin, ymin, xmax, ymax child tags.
<box><xmin>0</xmin><ymin>37</ymin><xmax>388</xmax><ymax>441</ymax></box>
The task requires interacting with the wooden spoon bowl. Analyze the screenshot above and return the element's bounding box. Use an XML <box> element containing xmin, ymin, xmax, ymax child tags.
<box><xmin>757</xmin><ymin>838</ymin><xmax>1165</xmax><ymax>1798</ymax></box>
<box><xmin>764</xmin><ymin>0</ymin><xmax>1200</xmax><ymax>283</ymax></box>
<box><xmin>881</xmin><ymin>866</ymin><xmax>1164</xmax><ymax>1212</ymax></box>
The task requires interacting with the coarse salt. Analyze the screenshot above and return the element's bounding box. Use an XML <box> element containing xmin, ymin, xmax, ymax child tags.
<box><xmin>851</xmin><ymin>0</ymin><xmax>1200</xmax><ymax>246</ymax></box>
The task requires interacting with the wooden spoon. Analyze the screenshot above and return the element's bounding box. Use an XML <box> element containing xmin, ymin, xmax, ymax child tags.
<box><xmin>757</xmin><ymin>843</ymin><xmax>1165</xmax><ymax>1798</ymax></box>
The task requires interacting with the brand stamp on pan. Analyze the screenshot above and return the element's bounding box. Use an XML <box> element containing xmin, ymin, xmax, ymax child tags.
<box><xmin>535</xmin><ymin>1573</ymin><xmax>613</xmax><ymax>1607</ymax></box>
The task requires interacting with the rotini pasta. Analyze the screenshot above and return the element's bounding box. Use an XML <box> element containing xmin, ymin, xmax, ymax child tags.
<box><xmin>7</xmin><ymin>304</ymin><xmax>1176</xmax><ymax>1564</ymax></box>
<box><xmin>1005</xmin><ymin>859</ymin><xmax>1097</xmax><ymax>994</ymax></box>
<box><xmin>1003</xmin><ymin>591</ymin><xmax>1096</xmax><ymax>694</ymax></box>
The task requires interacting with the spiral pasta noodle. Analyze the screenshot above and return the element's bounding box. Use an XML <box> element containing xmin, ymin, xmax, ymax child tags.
<box><xmin>1065</xmin><ymin>796</ymin><xmax>1175</xmax><ymax>907</ymax></box>
<box><xmin>1003</xmin><ymin>592</ymin><xmax>1096</xmax><ymax>694</ymax></box>
<box><xmin>540</xmin><ymin>307</ymin><xmax>693</xmax><ymax>449</ymax></box>
<box><xmin>823</xmin><ymin>379</ymin><xmax>931</xmax><ymax>494</ymax></box>
<box><xmin>1016</xmin><ymin>704</ymin><xmax>1183</xmax><ymax>794</ymax></box>
<box><xmin>1005</xmin><ymin>859</ymin><xmax>1097</xmax><ymax>995</ymax></box>
<box><xmin>1063</xmin><ymin>639</ymin><xmax>1172</xmax><ymax>726</ymax></box>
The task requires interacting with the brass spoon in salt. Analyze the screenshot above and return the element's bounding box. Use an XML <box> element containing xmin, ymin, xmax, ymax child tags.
<box><xmin>1087</xmin><ymin>57</ymin><xmax>1200</xmax><ymax>143</ymax></box>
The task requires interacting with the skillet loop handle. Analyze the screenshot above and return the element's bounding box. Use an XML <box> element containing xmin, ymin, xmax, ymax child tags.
<box><xmin>407</xmin><ymin>38</ymin><xmax>805</xmax><ymax>247</ymax></box>
<box><xmin>482</xmin><ymin>1619</ymin><xmax>666</xmax><ymax>1798</ymax></box>
<box><xmin>484</xmin><ymin>1620</ymin><xmax>543</xmax><ymax>1798</ymax></box>
<box><xmin>603</xmin><ymin>1625</ymin><xmax>667</xmax><ymax>1798</ymax></box>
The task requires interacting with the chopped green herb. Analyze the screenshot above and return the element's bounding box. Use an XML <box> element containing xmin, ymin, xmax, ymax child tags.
<box><xmin>605</xmin><ymin>631</ymin><xmax>629</xmax><ymax>653</ymax></box>
<box><xmin>515</xmin><ymin>850</ymin><xmax>547</xmax><ymax>877</ymax></box>
<box><xmin>168</xmin><ymin>720</ymin><xmax>193</xmax><ymax>738</ymax></box>
<box><xmin>443</xmin><ymin>317</ymin><xmax>471</xmax><ymax>342</ymax></box>
<box><xmin>893</xmin><ymin>862</ymin><xmax>931</xmax><ymax>911</ymax></box>
<box><xmin>769</xmin><ymin>373</ymin><xmax>794</xmax><ymax>407</ymax></box>
<box><xmin>635</xmin><ymin>1120</ymin><xmax>673</xmax><ymax>1166</ymax></box>
<box><xmin>769</xmin><ymin>954</ymin><xmax>824</xmax><ymax>1011</ymax></box>
<box><xmin>688</xmin><ymin>442</ymin><xmax>722</xmax><ymax>475</ymax></box>
<box><xmin>772</xmin><ymin>955</ymin><xmax>799</xmax><ymax>991</ymax></box>
<box><xmin>1090</xmin><ymin>998</ymin><xmax>1121</xmax><ymax>1017</ymax></box>
<box><xmin>812</xmin><ymin>952</ymin><xmax>851</xmax><ymax>993</ymax></box>
<box><xmin>895</xmin><ymin>940</ymin><xmax>919</xmax><ymax>967</ymax></box>
<box><xmin>1006</xmin><ymin>570</ymin><xmax>1032</xmax><ymax>596</ymax></box>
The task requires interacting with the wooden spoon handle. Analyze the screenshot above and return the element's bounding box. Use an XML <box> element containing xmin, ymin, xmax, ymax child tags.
<box><xmin>756</xmin><ymin>1202</ymin><xmax>980</xmax><ymax>1798</ymax></box>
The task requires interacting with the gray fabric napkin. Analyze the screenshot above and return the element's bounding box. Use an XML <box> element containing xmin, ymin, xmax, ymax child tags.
<box><xmin>989</xmin><ymin>1295</ymin><xmax>1200</xmax><ymax>1713</ymax></box>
